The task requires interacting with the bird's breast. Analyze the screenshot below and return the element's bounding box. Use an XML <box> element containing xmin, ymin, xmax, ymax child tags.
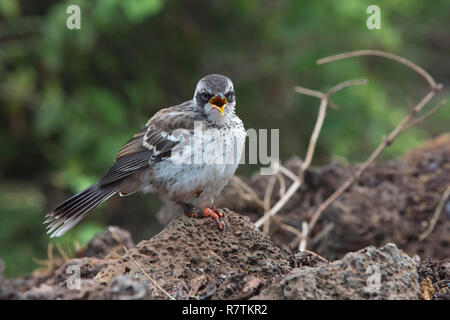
<box><xmin>148</xmin><ymin>123</ymin><xmax>246</xmax><ymax>204</ymax></box>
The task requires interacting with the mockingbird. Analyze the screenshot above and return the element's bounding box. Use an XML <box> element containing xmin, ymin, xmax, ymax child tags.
<box><xmin>45</xmin><ymin>74</ymin><xmax>246</xmax><ymax>237</ymax></box>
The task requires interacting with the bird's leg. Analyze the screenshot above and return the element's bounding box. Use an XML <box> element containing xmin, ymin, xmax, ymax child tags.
<box><xmin>177</xmin><ymin>201</ymin><xmax>226</xmax><ymax>231</ymax></box>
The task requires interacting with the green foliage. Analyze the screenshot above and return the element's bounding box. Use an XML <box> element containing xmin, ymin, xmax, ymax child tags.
<box><xmin>0</xmin><ymin>182</ymin><xmax>109</xmax><ymax>277</ymax></box>
<box><xmin>0</xmin><ymin>0</ymin><xmax>449</xmax><ymax>277</ymax></box>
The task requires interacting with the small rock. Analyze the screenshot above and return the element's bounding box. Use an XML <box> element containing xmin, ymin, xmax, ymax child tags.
<box><xmin>108</xmin><ymin>275</ymin><xmax>149</xmax><ymax>300</ymax></box>
<box><xmin>254</xmin><ymin>243</ymin><xmax>420</xmax><ymax>300</ymax></box>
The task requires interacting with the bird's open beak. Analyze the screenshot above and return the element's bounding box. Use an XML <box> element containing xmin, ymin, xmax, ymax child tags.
<box><xmin>209</xmin><ymin>94</ymin><xmax>227</xmax><ymax>115</ymax></box>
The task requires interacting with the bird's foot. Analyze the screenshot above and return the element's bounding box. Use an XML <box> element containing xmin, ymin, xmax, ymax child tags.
<box><xmin>180</xmin><ymin>202</ymin><xmax>225</xmax><ymax>231</ymax></box>
<box><xmin>202</xmin><ymin>207</ymin><xmax>226</xmax><ymax>232</ymax></box>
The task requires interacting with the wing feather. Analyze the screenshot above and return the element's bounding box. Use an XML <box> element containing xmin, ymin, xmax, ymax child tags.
<box><xmin>115</xmin><ymin>127</ymin><xmax>147</xmax><ymax>159</ymax></box>
<box><xmin>99</xmin><ymin>150</ymin><xmax>152</xmax><ymax>186</ymax></box>
<box><xmin>98</xmin><ymin>101</ymin><xmax>198</xmax><ymax>187</ymax></box>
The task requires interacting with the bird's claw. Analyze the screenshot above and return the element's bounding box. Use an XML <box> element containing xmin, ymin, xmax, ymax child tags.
<box><xmin>202</xmin><ymin>207</ymin><xmax>226</xmax><ymax>232</ymax></box>
<box><xmin>179</xmin><ymin>201</ymin><xmax>226</xmax><ymax>231</ymax></box>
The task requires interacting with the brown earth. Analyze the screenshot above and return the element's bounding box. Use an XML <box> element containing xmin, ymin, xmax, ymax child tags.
<box><xmin>0</xmin><ymin>213</ymin><xmax>441</xmax><ymax>300</ymax></box>
<box><xmin>0</xmin><ymin>134</ymin><xmax>448</xmax><ymax>300</ymax></box>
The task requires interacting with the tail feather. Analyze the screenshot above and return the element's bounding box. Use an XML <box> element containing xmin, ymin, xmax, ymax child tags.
<box><xmin>45</xmin><ymin>182</ymin><xmax>118</xmax><ymax>238</ymax></box>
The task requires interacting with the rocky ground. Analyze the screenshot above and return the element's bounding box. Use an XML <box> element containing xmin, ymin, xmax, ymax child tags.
<box><xmin>0</xmin><ymin>134</ymin><xmax>449</xmax><ymax>300</ymax></box>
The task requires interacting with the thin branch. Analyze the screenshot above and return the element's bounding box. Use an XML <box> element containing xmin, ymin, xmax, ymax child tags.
<box><xmin>310</xmin><ymin>222</ymin><xmax>335</xmax><ymax>246</ymax></box>
<box><xmin>272</xmin><ymin>217</ymin><xmax>303</xmax><ymax>239</ymax></box>
<box><xmin>187</xmin><ymin>276</ymin><xmax>205</xmax><ymax>300</ymax></box>
<box><xmin>289</xmin><ymin>222</ymin><xmax>335</xmax><ymax>249</ymax></box>
<box><xmin>278</xmin><ymin>164</ymin><xmax>299</xmax><ymax>183</ymax></box>
<box><xmin>263</xmin><ymin>173</ymin><xmax>278</xmax><ymax>233</ymax></box>
<box><xmin>326</xmin><ymin>79</ymin><xmax>369</xmax><ymax>97</ymax></box>
<box><xmin>298</xmin><ymin>221</ymin><xmax>308</xmax><ymax>252</ymax></box>
<box><xmin>317</xmin><ymin>50</ymin><xmax>439</xmax><ymax>89</ymax></box>
<box><xmin>261</xmin><ymin>161</ymin><xmax>300</xmax><ymax>233</ymax></box>
<box><xmin>293</xmin><ymin>86</ymin><xmax>324</xmax><ymax>99</ymax></box>
<box><xmin>123</xmin><ymin>247</ymin><xmax>175</xmax><ymax>300</ymax></box>
<box><xmin>55</xmin><ymin>243</ymin><xmax>70</xmax><ymax>261</ymax></box>
<box><xmin>419</xmin><ymin>185</ymin><xmax>450</xmax><ymax>241</ymax></box>
<box><xmin>403</xmin><ymin>99</ymin><xmax>447</xmax><ymax>130</ymax></box>
<box><xmin>255</xmin><ymin>179</ymin><xmax>301</xmax><ymax>228</ymax></box>
<box><xmin>277</xmin><ymin>171</ymin><xmax>287</xmax><ymax>197</ymax></box>
<box><xmin>47</xmin><ymin>243</ymin><xmax>54</xmax><ymax>262</ymax></box>
<box><xmin>231</xmin><ymin>176</ymin><xmax>265</xmax><ymax>211</ymax></box>
<box><xmin>263</xmin><ymin>174</ymin><xmax>277</xmax><ymax>211</ymax></box>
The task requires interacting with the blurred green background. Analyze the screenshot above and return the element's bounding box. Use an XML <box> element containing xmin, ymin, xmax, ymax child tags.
<box><xmin>0</xmin><ymin>0</ymin><xmax>449</xmax><ymax>277</ymax></box>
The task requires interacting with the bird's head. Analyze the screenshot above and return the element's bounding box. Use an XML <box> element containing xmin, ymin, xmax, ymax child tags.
<box><xmin>194</xmin><ymin>74</ymin><xmax>236</xmax><ymax>122</ymax></box>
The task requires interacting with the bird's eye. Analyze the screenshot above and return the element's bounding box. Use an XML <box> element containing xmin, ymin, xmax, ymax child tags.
<box><xmin>200</xmin><ymin>92</ymin><xmax>211</xmax><ymax>102</ymax></box>
<box><xmin>225</xmin><ymin>92</ymin><xmax>234</xmax><ymax>101</ymax></box>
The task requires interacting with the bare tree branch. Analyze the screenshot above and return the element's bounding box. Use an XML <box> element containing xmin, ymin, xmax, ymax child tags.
<box><xmin>298</xmin><ymin>221</ymin><xmax>308</xmax><ymax>252</ymax></box>
<box><xmin>317</xmin><ymin>50</ymin><xmax>439</xmax><ymax>89</ymax></box>
<box><xmin>263</xmin><ymin>171</ymin><xmax>278</xmax><ymax>233</ymax></box>
<box><xmin>403</xmin><ymin>99</ymin><xmax>447</xmax><ymax>130</ymax></box>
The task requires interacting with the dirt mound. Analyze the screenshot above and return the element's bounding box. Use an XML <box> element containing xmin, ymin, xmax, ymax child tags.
<box><xmin>94</xmin><ymin>210</ymin><xmax>292</xmax><ymax>299</ymax></box>
<box><xmin>2</xmin><ymin>220</ymin><xmax>440</xmax><ymax>300</ymax></box>
<box><xmin>1</xmin><ymin>214</ymin><xmax>448</xmax><ymax>300</ymax></box>
<box><xmin>3</xmin><ymin>212</ymin><xmax>293</xmax><ymax>299</ymax></box>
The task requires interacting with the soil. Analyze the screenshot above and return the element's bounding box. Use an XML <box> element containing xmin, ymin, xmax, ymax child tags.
<box><xmin>0</xmin><ymin>134</ymin><xmax>448</xmax><ymax>300</ymax></box>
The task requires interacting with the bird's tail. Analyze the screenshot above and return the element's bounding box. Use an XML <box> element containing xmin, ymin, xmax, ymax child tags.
<box><xmin>44</xmin><ymin>182</ymin><xmax>119</xmax><ymax>238</ymax></box>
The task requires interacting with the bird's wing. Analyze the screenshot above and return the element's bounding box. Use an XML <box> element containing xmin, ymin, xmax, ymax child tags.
<box><xmin>98</xmin><ymin>102</ymin><xmax>197</xmax><ymax>186</ymax></box>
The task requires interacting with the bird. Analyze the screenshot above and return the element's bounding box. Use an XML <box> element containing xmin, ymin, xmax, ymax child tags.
<box><xmin>44</xmin><ymin>74</ymin><xmax>246</xmax><ymax>238</ymax></box>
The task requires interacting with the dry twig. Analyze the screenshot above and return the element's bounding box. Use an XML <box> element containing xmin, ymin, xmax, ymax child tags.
<box><xmin>55</xmin><ymin>243</ymin><xmax>70</xmax><ymax>261</ymax></box>
<box><xmin>277</xmin><ymin>172</ymin><xmax>287</xmax><ymax>197</ymax></box>
<box><xmin>123</xmin><ymin>246</ymin><xmax>175</xmax><ymax>300</ymax></box>
<box><xmin>231</xmin><ymin>176</ymin><xmax>265</xmax><ymax>211</ymax></box>
<box><xmin>298</xmin><ymin>221</ymin><xmax>308</xmax><ymax>252</ymax></box>
<box><xmin>419</xmin><ymin>185</ymin><xmax>450</xmax><ymax>241</ymax></box>
<box><xmin>263</xmin><ymin>171</ymin><xmax>278</xmax><ymax>233</ymax></box>
<box><xmin>317</xmin><ymin>50</ymin><xmax>437</xmax><ymax>88</ymax></box>
<box><xmin>272</xmin><ymin>216</ymin><xmax>303</xmax><ymax>239</ymax></box>
<box><xmin>403</xmin><ymin>99</ymin><xmax>447</xmax><ymax>130</ymax></box>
